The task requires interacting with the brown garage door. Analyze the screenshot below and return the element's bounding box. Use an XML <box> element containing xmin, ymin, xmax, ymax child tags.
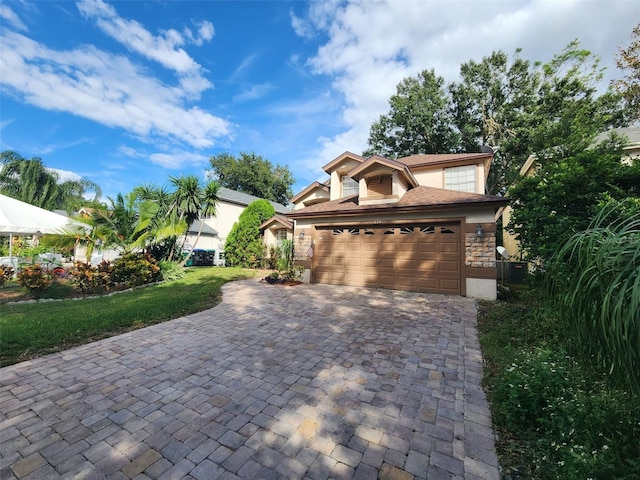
<box><xmin>314</xmin><ymin>223</ymin><xmax>461</xmax><ymax>295</ymax></box>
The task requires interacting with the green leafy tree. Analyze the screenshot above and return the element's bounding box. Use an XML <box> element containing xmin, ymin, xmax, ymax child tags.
<box><xmin>508</xmin><ymin>134</ymin><xmax>640</xmax><ymax>262</ymax></box>
<box><xmin>365</xmin><ymin>42</ymin><xmax>625</xmax><ymax>196</ymax></box>
<box><xmin>449</xmin><ymin>50</ymin><xmax>540</xmax><ymax>194</ymax></box>
<box><xmin>208</xmin><ymin>152</ymin><xmax>294</xmax><ymax>205</ymax></box>
<box><xmin>224</xmin><ymin>200</ymin><xmax>275</xmax><ymax>268</ymax></box>
<box><xmin>612</xmin><ymin>21</ymin><xmax>640</xmax><ymax>122</ymax></box>
<box><xmin>364</xmin><ymin>69</ymin><xmax>460</xmax><ymax>158</ymax></box>
<box><xmin>0</xmin><ymin>151</ymin><xmax>101</xmax><ymax>211</ymax></box>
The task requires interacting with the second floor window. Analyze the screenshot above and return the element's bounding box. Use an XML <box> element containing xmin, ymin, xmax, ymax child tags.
<box><xmin>445</xmin><ymin>165</ymin><xmax>476</xmax><ymax>192</ymax></box>
<box><xmin>341</xmin><ymin>175</ymin><xmax>359</xmax><ymax>197</ymax></box>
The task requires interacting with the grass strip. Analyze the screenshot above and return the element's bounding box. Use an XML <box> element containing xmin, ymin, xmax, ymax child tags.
<box><xmin>0</xmin><ymin>267</ymin><xmax>256</xmax><ymax>367</ymax></box>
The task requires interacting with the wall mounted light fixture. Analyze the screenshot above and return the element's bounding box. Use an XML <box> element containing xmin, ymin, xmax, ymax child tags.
<box><xmin>476</xmin><ymin>224</ymin><xmax>484</xmax><ymax>237</ymax></box>
<box><xmin>299</xmin><ymin>231</ymin><xmax>305</xmax><ymax>240</ymax></box>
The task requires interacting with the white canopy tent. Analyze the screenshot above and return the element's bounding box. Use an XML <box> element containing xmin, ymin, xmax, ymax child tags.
<box><xmin>0</xmin><ymin>194</ymin><xmax>90</xmax><ymax>268</ymax></box>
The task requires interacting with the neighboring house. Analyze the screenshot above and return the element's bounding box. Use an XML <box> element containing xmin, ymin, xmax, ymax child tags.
<box><xmin>500</xmin><ymin>126</ymin><xmax>640</xmax><ymax>260</ymax></box>
<box><xmin>281</xmin><ymin>151</ymin><xmax>508</xmax><ymax>300</ymax></box>
<box><xmin>186</xmin><ymin>187</ymin><xmax>290</xmax><ymax>252</ymax></box>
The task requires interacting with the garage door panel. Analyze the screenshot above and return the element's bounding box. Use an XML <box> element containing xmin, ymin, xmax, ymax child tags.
<box><xmin>440</xmin><ymin>260</ymin><xmax>460</xmax><ymax>272</ymax></box>
<box><xmin>417</xmin><ymin>243</ymin><xmax>438</xmax><ymax>253</ymax></box>
<box><xmin>395</xmin><ymin>275</ymin><xmax>418</xmax><ymax>287</ymax></box>
<box><xmin>439</xmin><ymin>278</ymin><xmax>461</xmax><ymax>292</ymax></box>
<box><xmin>440</xmin><ymin>243</ymin><xmax>459</xmax><ymax>253</ymax></box>
<box><xmin>345</xmin><ymin>257</ymin><xmax>362</xmax><ymax>267</ymax></box>
<box><xmin>417</xmin><ymin>277</ymin><xmax>438</xmax><ymax>290</ymax></box>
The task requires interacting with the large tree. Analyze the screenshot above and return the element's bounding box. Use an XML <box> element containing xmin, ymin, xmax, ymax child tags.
<box><xmin>364</xmin><ymin>42</ymin><xmax>625</xmax><ymax>196</ymax></box>
<box><xmin>0</xmin><ymin>151</ymin><xmax>101</xmax><ymax>211</ymax></box>
<box><xmin>364</xmin><ymin>69</ymin><xmax>460</xmax><ymax>158</ymax></box>
<box><xmin>612</xmin><ymin>21</ymin><xmax>640</xmax><ymax>123</ymax></box>
<box><xmin>208</xmin><ymin>152</ymin><xmax>294</xmax><ymax>205</ymax></box>
<box><xmin>449</xmin><ymin>50</ymin><xmax>540</xmax><ymax>194</ymax></box>
<box><xmin>506</xmin><ymin>43</ymin><xmax>629</xmax><ymax>263</ymax></box>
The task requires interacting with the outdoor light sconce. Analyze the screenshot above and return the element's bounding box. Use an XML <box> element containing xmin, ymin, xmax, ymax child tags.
<box><xmin>476</xmin><ymin>224</ymin><xmax>484</xmax><ymax>237</ymax></box>
<box><xmin>299</xmin><ymin>231</ymin><xmax>305</xmax><ymax>241</ymax></box>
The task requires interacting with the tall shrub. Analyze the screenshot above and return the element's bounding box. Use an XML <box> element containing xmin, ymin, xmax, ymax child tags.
<box><xmin>546</xmin><ymin>199</ymin><xmax>640</xmax><ymax>394</ymax></box>
<box><xmin>224</xmin><ymin>200</ymin><xmax>275</xmax><ymax>268</ymax></box>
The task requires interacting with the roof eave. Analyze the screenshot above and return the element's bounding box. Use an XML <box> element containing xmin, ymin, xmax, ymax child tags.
<box><xmin>287</xmin><ymin>198</ymin><xmax>509</xmax><ymax>219</ymax></box>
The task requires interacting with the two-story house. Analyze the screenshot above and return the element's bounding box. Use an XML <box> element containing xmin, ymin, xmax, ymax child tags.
<box><xmin>266</xmin><ymin>151</ymin><xmax>508</xmax><ymax>300</ymax></box>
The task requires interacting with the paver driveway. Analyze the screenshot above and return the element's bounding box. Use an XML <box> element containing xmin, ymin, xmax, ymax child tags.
<box><xmin>1</xmin><ymin>279</ymin><xmax>500</xmax><ymax>480</ymax></box>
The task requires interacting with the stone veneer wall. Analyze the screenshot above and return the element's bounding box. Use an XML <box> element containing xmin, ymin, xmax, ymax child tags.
<box><xmin>465</xmin><ymin>232</ymin><xmax>496</xmax><ymax>268</ymax></box>
<box><xmin>293</xmin><ymin>229</ymin><xmax>313</xmax><ymax>263</ymax></box>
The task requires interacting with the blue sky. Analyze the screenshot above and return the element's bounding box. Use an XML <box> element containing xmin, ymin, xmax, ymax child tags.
<box><xmin>1</xmin><ymin>1</ymin><xmax>638</xmax><ymax>201</ymax></box>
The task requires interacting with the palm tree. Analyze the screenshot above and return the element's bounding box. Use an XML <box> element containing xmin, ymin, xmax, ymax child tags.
<box><xmin>0</xmin><ymin>151</ymin><xmax>101</xmax><ymax>211</ymax></box>
<box><xmin>179</xmin><ymin>179</ymin><xmax>220</xmax><ymax>266</ymax></box>
<box><xmin>163</xmin><ymin>175</ymin><xmax>220</xmax><ymax>263</ymax></box>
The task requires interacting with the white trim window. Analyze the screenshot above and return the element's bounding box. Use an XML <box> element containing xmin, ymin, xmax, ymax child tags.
<box><xmin>341</xmin><ymin>175</ymin><xmax>359</xmax><ymax>197</ymax></box>
<box><xmin>445</xmin><ymin>165</ymin><xmax>476</xmax><ymax>193</ymax></box>
<box><xmin>275</xmin><ymin>229</ymin><xmax>288</xmax><ymax>244</ymax></box>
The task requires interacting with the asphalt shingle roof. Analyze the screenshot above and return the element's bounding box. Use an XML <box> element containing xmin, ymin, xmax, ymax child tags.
<box><xmin>218</xmin><ymin>187</ymin><xmax>289</xmax><ymax>214</ymax></box>
<box><xmin>288</xmin><ymin>186</ymin><xmax>508</xmax><ymax>218</ymax></box>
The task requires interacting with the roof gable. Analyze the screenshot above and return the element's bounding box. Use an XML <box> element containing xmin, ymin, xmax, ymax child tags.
<box><xmin>260</xmin><ymin>214</ymin><xmax>293</xmax><ymax>231</ymax></box>
<box><xmin>290</xmin><ymin>181</ymin><xmax>330</xmax><ymax>205</ymax></box>
<box><xmin>348</xmin><ymin>156</ymin><xmax>418</xmax><ymax>188</ymax></box>
<box><xmin>321</xmin><ymin>151</ymin><xmax>366</xmax><ymax>174</ymax></box>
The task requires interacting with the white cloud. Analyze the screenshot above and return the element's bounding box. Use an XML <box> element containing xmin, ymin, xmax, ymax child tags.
<box><xmin>49</xmin><ymin>167</ymin><xmax>82</xmax><ymax>182</ymax></box>
<box><xmin>149</xmin><ymin>151</ymin><xmax>209</xmax><ymax>169</ymax></box>
<box><xmin>230</xmin><ymin>54</ymin><xmax>258</xmax><ymax>82</ymax></box>
<box><xmin>76</xmin><ymin>0</ymin><xmax>212</xmax><ymax>96</ymax></box>
<box><xmin>233</xmin><ymin>83</ymin><xmax>273</xmax><ymax>102</ymax></box>
<box><xmin>289</xmin><ymin>9</ymin><xmax>314</xmax><ymax>39</ymax></box>
<box><xmin>0</xmin><ymin>30</ymin><xmax>230</xmax><ymax>149</ymax></box>
<box><xmin>0</xmin><ymin>4</ymin><xmax>27</xmax><ymax>31</ymax></box>
<box><xmin>0</xmin><ymin>118</ymin><xmax>16</xmax><ymax>131</ymax></box>
<box><xmin>296</xmin><ymin>0</ymin><xmax>639</xmax><ymax>165</ymax></box>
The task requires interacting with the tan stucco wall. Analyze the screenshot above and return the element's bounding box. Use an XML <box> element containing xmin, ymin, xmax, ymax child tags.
<box><xmin>412</xmin><ymin>169</ymin><xmax>444</xmax><ymax>188</ymax></box>
<box><xmin>293</xmin><ymin>190</ymin><xmax>330</xmax><ymax>210</ymax></box>
<box><xmin>500</xmin><ymin>205</ymin><xmax>521</xmax><ymax>260</ymax></box>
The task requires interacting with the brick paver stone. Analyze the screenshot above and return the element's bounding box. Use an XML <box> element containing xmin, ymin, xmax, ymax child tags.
<box><xmin>0</xmin><ymin>280</ymin><xmax>500</xmax><ymax>479</ymax></box>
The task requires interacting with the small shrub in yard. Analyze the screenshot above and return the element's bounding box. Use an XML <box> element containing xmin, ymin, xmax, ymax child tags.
<box><xmin>17</xmin><ymin>264</ymin><xmax>53</xmax><ymax>295</ymax></box>
<box><xmin>110</xmin><ymin>252</ymin><xmax>161</xmax><ymax>287</ymax></box>
<box><xmin>158</xmin><ymin>260</ymin><xmax>185</xmax><ymax>282</ymax></box>
<box><xmin>68</xmin><ymin>261</ymin><xmax>113</xmax><ymax>294</ymax></box>
<box><xmin>0</xmin><ymin>265</ymin><xmax>14</xmax><ymax>287</ymax></box>
<box><xmin>492</xmin><ymin>345</ymin><xmax>640</xmax><ymax>479</ymax></box>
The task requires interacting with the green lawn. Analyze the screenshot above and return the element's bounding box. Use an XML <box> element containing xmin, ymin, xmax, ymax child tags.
<box><xmin>0</xmin><ymin>267</ymin><xmax>257</xmax><ymax>367</ymax></box>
